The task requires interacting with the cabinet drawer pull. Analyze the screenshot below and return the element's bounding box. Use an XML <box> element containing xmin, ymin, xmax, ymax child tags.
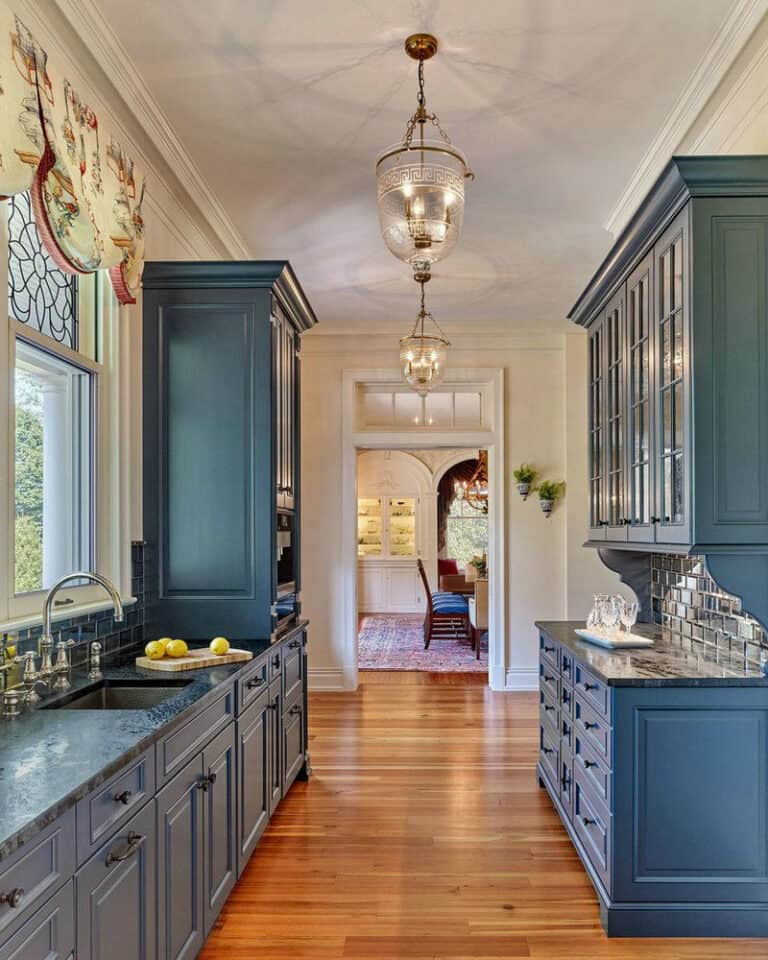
<box><xmin>196</xmin><ymin>772</ymin><xmax>217</xmax><ymax>792</ymax></box>
<box><xmin>543</xmin><ymin>645</ymin><xmax>555</xmax><ymax>654</ymax></box>
<box><xmin>561</xmin><ymin>774</ymin><xmax>571</xmax><ymax>789</ymax></box>
<box><xmin>650</xmin><ymin>516</ymin><xmax>660</xmax><ymax>523</ymax></box>
<box><xmin>288</xmin><ymin>640</ymin><xmax>301</xmax><ymax>649</ymax></box>
<box><xmin>106</xmin><ymin>832</ymin><xmax>144</xmax><ymax>866</ymax></box>
<box><xmin>541</xmin><ymin>746</ymin><xmax>554</xmax><ymax>755</ymax></box>
<box><xmin>582</xmin><ymin>759</ymin><xmax>597</xmax><ymax>769</ymax></box>
<box><xmin>543</xmin><ymin>704</ymin><xmax>555</xmax><ymax>712</ymax></box>
<box><xmin>562</xmin><ymin>661</ymin><xmax>571</xmax><ymax>673</ymax></box>
<box><xmin>272</xmin><ymin>655</ymin><xmax>281</xmax><ymax>669</ymax></box>
<box><xmin>114</xmin><ymin>789</ymin><xmax>133</xmax><ymax>805</ymax></box>
<box><xmin>582</xmin><ymin>682</ymin><xmax>598</xmax><ymax>692</ymax></box>
<box><xmin>246</xmin><ymin>677</ymin><xmax>265</xmax><ymax>690</ymax></box>
<box><xmin>543</xmin><ymin>674</ymin><xmax>555</xmax><ymax>683</ymax></box>
<box><xmin>266</xmin><ymin>702</ymin><xmax>278</xmax><ymax>711</ymax></box>
<box><xmin>583</xmin><ymin>721</ymin><xmax>598</xmax><ymax>731</ymax></box>
<box><xmin>581</xmin><ymin>816</ymin><xmax>596</xmax><ymax>827</ymax></box>
<box><xmin>0</xmin><ymin>888</ymin><xmax>24</xmax><ymax>908</ymax></box>
<box><xmin>288</xmin><ymin>704</ymin><xmax>301</xmax><ymax>717</ymax></box>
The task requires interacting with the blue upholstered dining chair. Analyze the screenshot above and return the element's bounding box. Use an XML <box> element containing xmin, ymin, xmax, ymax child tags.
<box><xmin>416</xmin><ymin>559</ymin><xmax>471</xmax><ymax>650</ymax></box>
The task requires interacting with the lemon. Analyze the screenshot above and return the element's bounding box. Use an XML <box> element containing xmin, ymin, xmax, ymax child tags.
<box><xmin>156</xmin><ymin>637</ymin><xmax>173</xmax><ymax>654</ymax></box>
<box><xmin>166</xmin><ymin>639</ymin><xmax>188</xmax><ymax>659</ymax></box>
<box><xmin>144</xmin><ymin>640</ymin><xmax>166</xmax><ymax>660</ymax></box>
<box><xmin>209</xmin><ymin>636</ymin><xmax>230</xmax><ymax>656</ymax></box>
<box><xmin>5</xmin><ymin>645</ymin><xmax>15</xmax><ymax>659</ymax></box>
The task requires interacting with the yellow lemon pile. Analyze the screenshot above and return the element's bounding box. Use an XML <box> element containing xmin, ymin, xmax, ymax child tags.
<box><xmin>143</xmin><ymin>637</ymin><xmax>188</xmax><ymax>660</ymax></box>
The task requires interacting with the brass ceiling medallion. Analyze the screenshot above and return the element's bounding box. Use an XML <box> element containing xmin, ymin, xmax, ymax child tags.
<box><xmin>404</xmin><ymin>32</ymin><xmax>439</xmax><ymax>61</ymax></box>
<box><xmin>375</xmin><ymin>31</ymin><xmax>473</xmax><ymax>276</ymax></box>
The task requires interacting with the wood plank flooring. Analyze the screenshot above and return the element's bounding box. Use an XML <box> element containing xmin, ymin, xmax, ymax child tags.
<box><xmin>200</xmin><ymin>671</ymin><xmax>767</xmax><ymax>959</ymax></box>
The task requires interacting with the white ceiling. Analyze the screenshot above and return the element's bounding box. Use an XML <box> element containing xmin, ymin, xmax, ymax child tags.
<box><xmin>99</xmin><ymin>0</ymin><xmax>737</xmax><ymax>334</ymax></box>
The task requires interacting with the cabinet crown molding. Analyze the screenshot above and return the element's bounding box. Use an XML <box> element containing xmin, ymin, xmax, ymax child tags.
<box><xmin>569</xmin><ymin>155</ymin><xmax>768</xmax><ymax>327</ymax></box>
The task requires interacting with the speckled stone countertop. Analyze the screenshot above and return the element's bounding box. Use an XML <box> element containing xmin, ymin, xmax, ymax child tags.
<box><xmin>0</xmin><ymin>629</ymin><xmax>303</xmax><ymax>862</ymax></box>
<box><xmin>536</xmin><ymin>621</ymin><xmax>768</xmax><ymax>687</ymax></box>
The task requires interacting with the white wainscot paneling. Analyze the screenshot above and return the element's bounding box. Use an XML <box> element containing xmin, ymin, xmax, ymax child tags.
<box><xmin>358</xmin><ymin>561</ymin><xmax>423</xmax><ymax>614</ymax></box>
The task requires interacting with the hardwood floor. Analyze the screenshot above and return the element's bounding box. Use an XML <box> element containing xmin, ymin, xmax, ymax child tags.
<box><xmin>201</xmin><ymin>671</ymin><xmax>767</xmax><ymax>959</ymax></box>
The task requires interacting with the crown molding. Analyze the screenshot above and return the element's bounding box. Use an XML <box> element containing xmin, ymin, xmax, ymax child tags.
<box><xmin>49</xmin><ymin>0</ymin><xmax>252</xmax><ymax>260</ymax></box>
<box><xmin>604</xmin><ymin>0</ymin><xmax>768</xmax><ymax>238</ymax></box>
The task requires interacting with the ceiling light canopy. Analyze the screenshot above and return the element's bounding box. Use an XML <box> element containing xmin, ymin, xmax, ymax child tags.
<box><xmin>376</xmin><ymin>33</ymin><xmax>473</xmax><ymax>277</ymax></box>
<box><xmin>399</xmin><ymin>275</ymin><xmax>450</xmax><ymax>396</ymax></box>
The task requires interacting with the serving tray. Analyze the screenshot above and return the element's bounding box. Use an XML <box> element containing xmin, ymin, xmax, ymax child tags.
<box><xmin>574</xmin><ymin>628</ymin><xmax>654</xmax><ymax>650</ymax></box>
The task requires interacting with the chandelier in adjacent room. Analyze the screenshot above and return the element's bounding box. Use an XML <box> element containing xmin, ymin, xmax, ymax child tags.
<box><xmin>376</xmin><ymin>33</ymin><xmax>473</xmax><ymax>276</ymax></box>
<box><xmin>399</xmin><ymin>275</ymin><xmax>450</xmax><ymax>396</ymax></box>
<box><xmin>454</xmin><ymin>451</ymin><xmax>489</xmax><ymax>513</ymax></box>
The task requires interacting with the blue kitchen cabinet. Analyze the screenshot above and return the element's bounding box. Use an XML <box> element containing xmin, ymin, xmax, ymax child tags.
<box><xmin>75</xmin><ymin>801</ymin><xmax>156</xmax><ymax>960</ymax></box>
<box><xmin>237</xmin><ymin>691</ymin><xmax>271</xmax><ymax>876</ymax></box>
<box><xmin>537</xmin><ymin>624</ymin><xmax>768</xmax><ymax>937</ymax></box>
<box><xmin>202</xmin><ymin>725</ymin><xmax>236</xmax><ymax>935</ymax></box>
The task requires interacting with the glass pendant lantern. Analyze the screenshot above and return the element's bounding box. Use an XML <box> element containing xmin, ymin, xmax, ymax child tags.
<box><xmin>376</xmin><ymin>34</ymin><xmax>473</xmax><ymax>275</ymax></box>
<box><xmin>400</xmin><ymin>277</ymin><xmax>450</xmax><ymax>396</ymax></box>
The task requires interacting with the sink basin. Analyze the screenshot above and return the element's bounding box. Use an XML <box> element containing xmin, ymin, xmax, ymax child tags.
<box><xmin>42</xmin><ymin>678</ymin><xmax>193</xmax><ymax>710</ymax></box>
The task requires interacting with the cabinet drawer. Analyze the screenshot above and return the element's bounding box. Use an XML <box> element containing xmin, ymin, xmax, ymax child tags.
<box><xmin>574</xmin><ymin>696</ymin><xmax>612</xmax><ymax>767</ymax></box>
<box><xmin>0</xmin><ymin>882</ymin><xmax>74</xmax><ymax>960</ymax></box>
<box><xmin>157</xmin><ymin>684</ymin><xmax>235</xmax><ymax>785</ymax></box>
<box><xmin>282</xmin><ymin>634</ymin><xmax>304</xmax><ymax>709</ymax></box>
<box><xmin>539</xmin><ymin>723</ymin><xmax>558</xmax><ymax>789</ymax></box>
<box><xmin>539</xmin><ymin>661</ymin><xmax>559</xmax><ymax>704</ymax></box>
<box><xmin>283</xmin><ymin>700</ymin><xmax>305</xmax><ymax>793</ymax></box>
<box><xmin>539</xmin><ymin>683</ymin><xmax>558</xmax><ymax>732</ymax></box>
<box><xmin>560</xmin><ymin>649</ymin><xmax>574</xmax><ymax>687</ymax></box>
<box><xmin>559</xmin><ymin>681</ymin><xmax>574</xmax><ymax>718</ymax></box>
<box><xmin>574</xmin><ymin>774</ymin><xmax>611</xmax><ymax>891</ymax></box>
<box><xmin>574</xmin><ymin>662</ymin><xmax>610</xmax><ymax>721</ymax></box>
<box><xmin>0</xmin><ymin>810</ymin><xmax>75</xmax><ymax>943</ymax></box>
<box><xmin>539</xmin><ymin>634</ymin><xmax>559</xmax><ymax>673</ymax></box>
<box><xmin>268</xmin><ymin>645</ymin><xmax>283</xmax><ymax>683</ymax></box>
<box><xmin>574</xmin><ymin>731</ymin><xmax>611</xmax><ymax>810</ymax></box>
<box><xmin>236</xmin><ymin>655</ymin><xmax>269</xmax><ymax>715</ymax></box>
<box><xmin>76</xmin><ymin>748</ymin><xmax>155</xmax><ymax>865</ymax></box>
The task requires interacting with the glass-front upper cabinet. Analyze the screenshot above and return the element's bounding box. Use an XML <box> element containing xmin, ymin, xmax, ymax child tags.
<box><xmin>588</xmin><ymin>312</ymin><xmax>607</xmax><ymax>540</ymax></box>
<box><xmin>604</xmin><ymin>288</ymin><xmax>627</xmax><ymax>539</ymax></box>
<box><xmin>626</xmin><ymin>253</ymin><xmax>655</xmax><ymax>543</ymax></box>
<box><xmin>357</xmin><ymin>497</ymin><xmax>383</xmax><ymax>556</ymax></box>
<box><xmin>388</xmin><ymin>497</ymin><xmax>416</xmax><ymax>556</ymax></box>
<box><xmin>654</xmin><ymin>210</ymin><xmax>690</xmax><ymax>544</ymax></box>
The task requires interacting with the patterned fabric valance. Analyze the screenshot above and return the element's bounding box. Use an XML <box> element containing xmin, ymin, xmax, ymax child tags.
<box><xmin>0</xmin><ymin>6</ymin><xmax>144</xmax><ymax>303</ymax></box>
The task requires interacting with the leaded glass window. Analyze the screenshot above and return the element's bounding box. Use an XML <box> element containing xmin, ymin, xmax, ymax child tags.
<box><xmin>7</xmin><ymin>191</ymin><xmax>79</xmax><ymax>350</ymax></box>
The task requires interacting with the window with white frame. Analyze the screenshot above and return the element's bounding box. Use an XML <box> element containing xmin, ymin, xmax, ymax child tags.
<box><xmin>1</xmin><ymin>191</ymin><xmax>125</xmax><ymax>622</ymax></box>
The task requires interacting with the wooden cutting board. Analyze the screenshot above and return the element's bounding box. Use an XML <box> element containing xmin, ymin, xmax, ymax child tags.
<box><xmin>135</xmin><ymin>647</ymin><xmax>253</xmax><ymax>671</ymax></box>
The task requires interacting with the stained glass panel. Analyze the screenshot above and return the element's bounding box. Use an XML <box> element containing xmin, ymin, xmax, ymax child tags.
<box><xmin>7</xmin><ymin>192</ymin><xmax>79</xmax><ymax>350</ymax></box>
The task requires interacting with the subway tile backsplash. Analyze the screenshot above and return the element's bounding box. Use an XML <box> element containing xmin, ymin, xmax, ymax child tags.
<box><xmin>652</xmin><ymin>553</ymin><xmax>768</xmax><ymax>667</ymax></box>
<box><xmin>2</xmin><ymin>542</ymin><xmax>145</xmax><ymax>668</ymax></box>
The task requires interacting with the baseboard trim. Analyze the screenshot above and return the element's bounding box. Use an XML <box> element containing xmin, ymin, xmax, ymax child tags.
<box><xmin>308</xmin><ymin>668</ymin><xmax>349</xmax><ymax>692</ymax></box>
<box><xmin>503</xmin><ymin>667</ymin><xmax>539</xmax><ymax>691</ymax></box>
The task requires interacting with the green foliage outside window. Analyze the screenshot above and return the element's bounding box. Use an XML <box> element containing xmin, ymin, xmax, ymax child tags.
<box><xmin>445</xmin><ymin>497</ymin><xmax>488</xmax><ymax>570</ymax></box>
<box><xmin>15</xmin><ymin>371</ymin><xmax>44</xmax><ymax>593</ymax></box>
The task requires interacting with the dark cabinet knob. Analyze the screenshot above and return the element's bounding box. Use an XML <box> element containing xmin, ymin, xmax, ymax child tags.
<box><xmin>543</xmin><ymin>645</ymin><xmax>555</xmax><ymax>654</ymax></box>
<box><xmin>583</xmin><ymin>682</ymin><xmax>598</xmax><ymax>692</ymax></box>
<box><xmin>664</xmin><ymin>516</ymin><xmax>671</xmax><ymax>522</ymax></box>
<box><xmin>582</xmin><ymin>759</ymin><xmax>597</xmax><ymax>769</ymax></box>
<box><xmin>114</xmin><ymin>789</ymin><xmax>133</xmax><ymax>805</ymax></box>
<box><xmin>288</xmin><ymin>704</ymin><xmax>301</xmax><ymax>717</ymax></box>
<box><xmin>581</xmin><ymin>816</ymin><xmax>596</xmax><ymax>827</ymax></box>
<box><xmin>541</xmin><ymin>747</ymin><xmax>554</xmax><ymax>755</ymax></box>
<box><xmin>543</xmin><ymin>674</ymin><xmax>555</xmax><ymax>683</ymax></box>
<box><xmin>273</xmin><ymin>655</ymin><xmax>281</xmax><ymax>669</ymax></box>
<box><xmin>584</xmin><ymin>721</ymin><xmax>598</xmax><ymax>731</ymax></box>
<box><xmin>197</xmin><ymin>772</ymin><xmax>217</xmax><ymax>792</ymax></box>
<box><xmin>544</xmin><ymin>704</ymin><xmax>555</xmax><ymax>713</ymax></box>
<box><xmin>561</xmin><ymin>774</ymin><xmax>571</xmax><ymax>789</ymax></box>
<box><xmin>246</xmin><ymin>677</ymin><xmax>265</xmax><ymax>690</ymax></box>
<box><xmin>562</xmin><ymin>661</ymin><xmax>571</xmax><ymax>673</ymax></box>
<box><xmin>288</xmin><ymin>640</ymin><xmax>301</xmax><ymax>649</ymax></box>
<box><xmin>650</xmin><ymin>516</ymin><xmax>660</xmax><ymax>523</ymax></box>
<box><xmin>0</xmin><ymin>888</ymin><xmax>24</xmax><ymax>908</ymax></box>
<box><xmin>622</xmin><ymin>518</ymin><xmax>632</xmax><ymax>525</ymax></box>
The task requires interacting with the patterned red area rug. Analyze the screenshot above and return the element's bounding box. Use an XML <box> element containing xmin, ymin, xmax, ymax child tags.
<box><xmin>358</xmin><ymin>614</ymin><xmax>487</xmax><ymax>673</ymax></box>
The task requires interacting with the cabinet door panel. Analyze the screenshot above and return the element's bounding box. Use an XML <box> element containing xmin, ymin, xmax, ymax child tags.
<box><xmin>604</xmin><ymin>288</ymin><xmax>628</xmax><ymax>541</ymax></box>
<box><xmin>626</xmin><ymin>254</ymin><xmax>656</xmax><ymax>543</ymax></box>
<box><xmin>237</xmin><ymin>694</ymin><xmax>270</xmax><ymax>875</ymax></box>
<box><xmin>588</xmin><ymin>313</ymin><xmax>607</xmax><ymax>539</ymax></box>
<box><xmin>283</xmin><ymin>702</ymin><xmax>306</xmax><ymax>793</ymax></box>
<box><xmin>268</xmin><ymin>683</ymin><xmax>283</xmax><ymax>814</ymax></box>
<box><xmin>203</xmin><ymin>725</ymin><xmax>236</xmax><ymax>934</ymax></box>
<box><xmin>156</xmin><ymin>759</ymin><xmax>204</xmax><ymax>960</ymax></box>
<box><xmin>0</xmin><ymin>883</ymin><xmax>73</xmax><ymax>960</ymax></box>
<box><xmin>654</xmin><ymin>211</ymin><xmax>691</xmax><ymax>544</ymax></box>
<box><xmin>76</xmin><ymin>801</ymin><xmax>156</xmax><ymax>960</ymax></box>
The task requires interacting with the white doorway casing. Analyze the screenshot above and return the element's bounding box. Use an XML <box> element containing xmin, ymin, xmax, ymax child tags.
<box><xmin>341</xmin><ymin>368</ymin><xmax>506</xmax><ymax>691</ymax></box>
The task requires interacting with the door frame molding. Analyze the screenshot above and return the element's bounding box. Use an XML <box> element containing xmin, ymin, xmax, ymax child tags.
<box><xmin>340</xmin><ymin>368</ymin><xmax>506</xmax><ymax>690</ymax></box>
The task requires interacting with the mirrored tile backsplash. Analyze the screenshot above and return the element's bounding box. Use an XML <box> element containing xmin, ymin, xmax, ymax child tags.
<box><xmin>652</xmin><ymin>553</ymin><xmax>768</xmax><ymax>667</ymax></box>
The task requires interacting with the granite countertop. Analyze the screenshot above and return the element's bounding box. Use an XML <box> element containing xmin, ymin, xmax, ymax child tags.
<box><xmin>0</xmin><ymin>628</ymin><xmax>304</xmax><ymax>862</ymax></box>
<box><xmin>536</xmin><ymin>620</ymin><xmax>768</xmax><ymax>687</ymax></box>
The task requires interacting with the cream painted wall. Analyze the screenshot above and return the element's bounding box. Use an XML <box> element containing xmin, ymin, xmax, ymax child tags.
<box><xmin>301</xmin><ymin>333</ymin><xmax>625</xmax><ymax>689</ymax></box>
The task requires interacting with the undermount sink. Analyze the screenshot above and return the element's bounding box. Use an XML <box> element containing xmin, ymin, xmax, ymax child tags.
<box><xmin>42</xmin><ymin>678</ymin><xmax>193</xmax><ymax>710</ymax></box>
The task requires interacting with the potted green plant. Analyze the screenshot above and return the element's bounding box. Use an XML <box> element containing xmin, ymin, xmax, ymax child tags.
<box><xmin>512</xmin><ymin>463</ymin><xmax>537</xmax><ymax>500</ymax></box>
<box><xmin>468</xmin><ymin>554</ymin><xmax>487</xmax><ymax>579</ymax></box>
<box><xmin>537</xmin><ymin>480</ymin><xmax>565</xmax><ymax>517</ymax></box>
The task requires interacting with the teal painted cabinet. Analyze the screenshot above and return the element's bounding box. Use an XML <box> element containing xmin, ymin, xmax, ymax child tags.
<box><xmin>142</xmin><ymin>262</ymin><xmax>316</xmax><ymax>641</ymax></box>
<box><xmin>538</xmin><ymin>627</ymin><xmax>768</xmax><ymax>937</ymax></box>
<box><xmin>237</xmin><ymin>693</ymin><xmax>271</xmax><ymax>875</ymax></box>
<box><xmin>202</xmin><ymin>725</ymin><xmax>236</xmax><ymax>935</ymax></box>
